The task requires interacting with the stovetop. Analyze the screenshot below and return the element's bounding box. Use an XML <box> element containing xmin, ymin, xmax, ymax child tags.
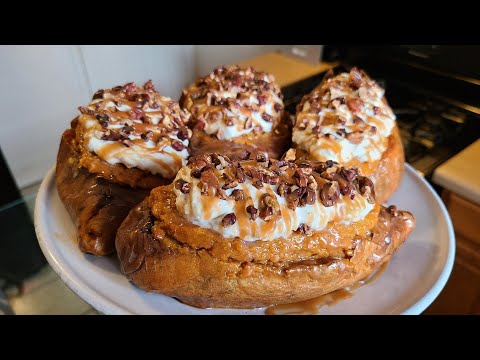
<box><xmin>282</xmin><ymin>65</ymin><xmax>480</xmax><ymax>180</ymax></box>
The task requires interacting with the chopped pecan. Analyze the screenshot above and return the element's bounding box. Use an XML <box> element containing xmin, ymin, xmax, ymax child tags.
<box><xmin>277</xmin><ymin>182</ymin><xmax>291</xmax><ymax>198</ymax></box>
<box><xmin>287</xmin><ymin>187</ymin><xmax>305</xmax><ymax>209</ymax></box>
<box><xmin>198</xmin><ymin>170</ymin><xmax>220</xmax><ymax>196</ymax></box>
<box><xmin>171</xmin><ymin>140</ymin><xmax>186</xmax><ymax>151</ymax></box>
<box><xmin>261</xmin><ymin>113</ymin><xmax>273</xmax><ymax>122</ymax></box>
<box><xmin>305</xmin><ymin>188</ymin><xmax>316</xmax><ymax>205</ymax></box>
<box><xmin>236</xmin><ymin>167</ymin><xmax>246</xmax><ymax>183</ymax></box>
<box><xmin>230</xmin><ymin>189</ymin><xmax>245</xmax><ymax>201</ymax></box>
<box><xmin>320</xmin><ymin>182</ymin><xmax>340</xmax><ymax>207</ymax></box>
<box><xmin>257</xmin><ymin>94</ymin><xmax>267</xmax><ymax>106</ymax></box>
<box><xmin>221</xmin><ymin>213</ymin><xmax>237</xmax><ymax>227</ymax></box>
<box><xmin>283</xmin><ymin>148</ymin><xmax>296</xmax><ymax>162</ymax></box>
<box><xmin>92</xmin><ymin>89</ymin><xmax>105</xmax><ymax>100</ymax></box>
<box><xmin>141</xmin><ymin>130</ymin><xmax>154</xmax><ymax>141</ymax></box>
<box><xmin>222</xmin><ymin>175</ymin><xmax>239</xmax><ymax>190</ymax></box>
<box><xmin>347</xmin><ymin>99</ymin><xmax>362</xmax><ymax>113</ymax></box>
<box><xmin>349</xmin><ymin>67</ymin><xmax>363</xmax><ymax>89</ymax></box>
<box><xmin>358</xmin><ymin>176</ymin><xmax>375</xmax><ymax>204</ymax></box>
<box><xmin>346</xmin><ymin>132</ymin><xmax>364</xmax><ymax>144</ymax></box>
<box><xmin>175</xmin><ymin>179</ymin><xmax>191</xmax><ymax>194</ymax></box>
<box><xmin>259</xmin><ymin>194</ymin><xmax>279</xmax><ymax>221</ymax></box>
<box><xmin>297</xmin><ymin>223</ymin><xmax>313</xmax><ymax>236</ymax></box>
<box><xmin>312</xmin><ymin>125</ymin><xmax>322</xmax><ymax>133</ymax></box>
<box><xmin>352</xmin><ymin>115</ymin><xmax>364</xmax><ymax>125</ymax></box>
<box><xmin>246</xmin><ymin>205</ymin><xmax>258</xmax><ymax>221</ymax></box>
<box><xmin>78</xmin><ymin>106</ymin><xmax>95</xmax><ymax>116</ymax></box>
<box><xmin>386</xmin><ymin>205</ymin><xmax>399</xmax><ymax>216</ymax></box>
<box><xmin>101</xmin><ymin>130</ymin><xmax>126</xmax><ymax>142</ymax></box>
<box><xmin>177</xmin><ymin>128</ymin><xmax>189</xmax><ymax>140</ymax></box>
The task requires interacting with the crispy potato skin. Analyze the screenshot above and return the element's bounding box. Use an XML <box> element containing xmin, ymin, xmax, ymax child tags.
<box><xmin>296</xmin><ymin>125</ymin><xmax>405</xmax><ymax>204</ymax></box>
<box><xmin>369</xmin><ymin>125</ymin><xmax>405</xmax><ymax>204</ymax></box>
<box><xmin>55</xmin><ymin>128</ymin><xmax>168</xmax><ymax>256</ymax></box>
<box><xmin>188</xmin><ymin>112</ymin><xmax>292</xmax><ymax>161</ymax></box>
<box><xmin>116</xmin><ymin>187</ymin><xmax>415</xmax><ymax>309</ymax></box>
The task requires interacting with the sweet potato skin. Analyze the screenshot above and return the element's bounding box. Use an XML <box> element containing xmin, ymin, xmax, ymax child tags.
<box><xmin>56</xmin><ymin>129</ymin><xmax>156</xmax><ymax>255</ymax></box>
<box><xmin>116</xmin><ymin>189</ymin><xmax>415</xmax><ymax>309</ymax></box>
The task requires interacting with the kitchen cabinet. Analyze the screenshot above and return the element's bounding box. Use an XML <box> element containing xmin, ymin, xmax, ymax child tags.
<box><xmin>424</xmin><ymin>190</ymin><xmax>480</xmax><ymax>314</ymax></box>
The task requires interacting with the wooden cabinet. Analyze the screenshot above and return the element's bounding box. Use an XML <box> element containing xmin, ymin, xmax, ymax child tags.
<box><xmin>423</xmin><ymin>190</ymin><xmax>480</xmax><ymax>314</ymax></box>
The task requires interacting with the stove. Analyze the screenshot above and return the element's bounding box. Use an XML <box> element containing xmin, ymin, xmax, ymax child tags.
<box><xmin>282</xmin><ymin>56</ymin><xmax>480</xmax><ymax>181</ymax></box>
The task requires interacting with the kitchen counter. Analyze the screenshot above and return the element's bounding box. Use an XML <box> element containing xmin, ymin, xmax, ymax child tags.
<box><xmin>238</xmin><ymin>52</ymin><xmax>337</xmax><ymax>87</ymax></box>
<box><xmin>433</xmin><ymin>139</ymin><xmax>480</xmax><ymax>205</ymax></box>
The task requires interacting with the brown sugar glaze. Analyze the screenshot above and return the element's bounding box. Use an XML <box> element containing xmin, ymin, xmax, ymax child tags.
<box><xmin>265</xmin><ymin>261</ymin><xmax>389</xmax><ymax>315</ymax></box>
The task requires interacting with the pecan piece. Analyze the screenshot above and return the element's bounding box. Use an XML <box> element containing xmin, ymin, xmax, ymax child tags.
<box><xmin>297</xmin><ymin>223</ymin><xmax>313</xmax><ymax>236</ymax></box>
<box><xmin>320</xmin><ymin>182</ymin><xmax>340</xmax><ymax>207</ymax></box>
<box><xmin>358</xmin><ymin>176</ymin><xmax>376</xmax><ymax>204</ymax></box>
<box><xmin>222</xmin><ymin>213</ymin><xmax>237</xmax><ymax>227</ymax></box>
<box><xmin>230</xmin><ymin>189</ymin><xmax>245</xmax><ymax>201</ymax></box>
<box><xmin>346</xmin><ymin>132</ymin><xmax>364</xmax><ymax>144</ymax></box>
<box><xmin>277</xmin><ymin>182</ymin><xmax>291</xmax><ymax>198</ymax></box>
<box><xmin>261</xmin><ymin>113</ymin><xmax>273</xmax><ymax>122</ymax></box>
<box><xmin>171</xmin><ymin>140</ymin><xmax>186</xmax><ymax>151</ymax></box>
<box><xmin>347</xmin><ymin>99</ymin><xmax>362</xmax><ymax>113</ymax></box>
<box><xmin>283</xmin><ymin>148</ymin><xmax>296</xmax><ymax>162</ymax></box>
<box><xmin>246</xmin><ymin>205</ymin><xmax>258</xmax><ymax>221</ymax></box>
<box><xmin>287</xmin><ymin>187</ymin><xmax>305</xmax><ymax>209</ymax></box>
<box><xmin>92</xmin><ymin>89</ymin><xmax>105</xmax><ymax>100</ymax></box>
<box><xmin>349</xmin><ymin>67</ymin><xmax>363</xmax><ymax>89</ymax></box>
<box><xmin>177</xmin><ymin>128</ymin><xmax>189</xmax><ymax>140</ymax></box>
<box><xmin>259</xmin><ymin>194</ymin><xmax>279</xmax><ymax>221</ymax></box>
<box><xmin>175</xmin><ymin>179</ymin><xmax>191</xmax><ymax>194</ymax></box>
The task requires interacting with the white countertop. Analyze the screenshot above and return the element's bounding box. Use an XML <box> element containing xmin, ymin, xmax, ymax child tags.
<box><xmin>433</xmin><ymin>139</ymin><xmax>480</xmax><ymax>205</ymax></box>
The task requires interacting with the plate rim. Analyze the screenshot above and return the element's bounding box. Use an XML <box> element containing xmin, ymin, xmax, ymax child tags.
<box><xmin>34</xmin><ymin>164</ymin><xmax>455</xmax><ymax>315</ymax></box>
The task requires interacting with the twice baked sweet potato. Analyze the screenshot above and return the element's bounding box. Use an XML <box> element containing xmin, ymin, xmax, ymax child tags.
<box><xmin>116</xmin><ymin>154</ymin><xmax>415</xmax><ymax>308</ymax></box>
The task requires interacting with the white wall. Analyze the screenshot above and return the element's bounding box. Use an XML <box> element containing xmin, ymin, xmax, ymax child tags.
<box><xmin>0</xmin><ymin>45</ymin><xmax>196</xmax><ymax>188</ymax></box>
<box><xmin>1</xmin><ymin>45</ymin><xmax>276</xmax><ymax>189</ymax></box>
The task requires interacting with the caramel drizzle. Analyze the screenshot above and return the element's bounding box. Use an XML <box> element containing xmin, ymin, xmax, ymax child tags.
<box><xmin>176</xmin><ymin>153</ymin><xmax>376</xmax><ymax>241</ymax></box>
<box><xmin>265</xmin><ymin>261</ymin><xmax>390</xmax><ymax>315</ymax></box>
<box><xmin>294</xmin><ymin>68</ymin><xmax>395</xmax><ymax>162</ymax></box>
<box><xmin>182</xmin><ymin>65</ymin><xmax>284</xmax><ymax>135</ymax></box>
<box><xmin>78</xmin><ymin>81</ymin><xmax>191</xmax><ymax>172</ymax></box>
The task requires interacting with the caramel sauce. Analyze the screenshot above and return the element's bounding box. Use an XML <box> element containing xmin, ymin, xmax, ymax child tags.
<box><xmin>265</xmin><ymin>261</ymin><xmax>389</xmax><ymax>315</ymax></box>
<box><xmin>235</xmin><ymin>199</ymin><xmax>250</xmax><ymax>240</ymax></box>
<box><xmin>201</xmin><ymin>196</ymin><xmax>216</xmax><ymax>221</ymax></box>
<box><xmin>323</xmin><ymin>138</ymin><xmax>342</xmax><ymax>154</ymax></box>
<box><xmin>96</xmin><ymin>142</ymin><xmax>124</xmax><ymax>159</ymax></box>
<box><xmin>367</xmin><ymin>116</ymin><xmax>386</xmax><ymax>134</ymax></box>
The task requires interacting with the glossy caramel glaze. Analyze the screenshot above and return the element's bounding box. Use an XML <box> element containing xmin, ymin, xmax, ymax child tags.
<box><xmin>265</xmin><ymin>261</ymin><xmax>389</xmax><ymax>314</ymax></box>
<box><xmin>150</xmin><ymin>184</ymin><xmax>380</xmax><ymax>264</ymax></box>
<box><xmin>55</xmin><ymin>129</ymin><xmax>164</xmax><ymax>255</ymax></box>
<box><xmin>188</xmin><ymin>111</ymin><xmax>292</xmax><ymax>161</ymax></box>
<box><xmin>116</xmin><ymin>184</ymin><xmax>415</xmax><ymax>308</ymax></box>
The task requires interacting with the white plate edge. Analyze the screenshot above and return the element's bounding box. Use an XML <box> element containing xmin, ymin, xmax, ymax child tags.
<box><xmin>34</xmin><ymin>163</ymin><xmax>456</xmax><ymax>315</ymax></box>
<box><xmin>34</xmin><ymin>166</ymin><xmax>130</xmax><ymax>315</ymax></box>
<box><xmin>399</xmin><ymin>164</ymin><xmax>456</xmax><ymax>315</ymax></box>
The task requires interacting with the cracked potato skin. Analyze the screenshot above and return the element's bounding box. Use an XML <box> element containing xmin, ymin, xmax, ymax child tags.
<box><xmin>56</xmin><ymin>127</ymin><xmax>169</xmax><ymax>255</ymax></box>
<box><xmin>366</xmin><ymin>125</ymin><xmax>404</xmax><ymax>204</ymax></box>
<box><xmin>116</xmin><ymin>188</ymin><xmax>415</xmax><ymax>309</ymax></box>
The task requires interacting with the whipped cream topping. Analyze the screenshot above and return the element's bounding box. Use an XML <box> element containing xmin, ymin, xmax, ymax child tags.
<box><xmin>77</xmin><ymin>81</ymin><xmax>192</xmax><ymax>178</ymax></box>
<box><xmin>181</xmin><ymin>65</ymin><xmax>284</xmax><ymax>140</ymax></box>
<box><xmin>292</xmin><ymin>68</ymin><xmax>396</xmax><ymax>165</ymax></box>
<box><xmin>173</xmin><ymin>152</ymin><xmax>376</xmax><ymax>242</ymax></box>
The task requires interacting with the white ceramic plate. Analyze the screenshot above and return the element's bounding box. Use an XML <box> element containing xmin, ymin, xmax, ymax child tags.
<box><xmin>34</xmin><ymin>164</ymin><xmax>455</xmax><ymax>315</ymax></box>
